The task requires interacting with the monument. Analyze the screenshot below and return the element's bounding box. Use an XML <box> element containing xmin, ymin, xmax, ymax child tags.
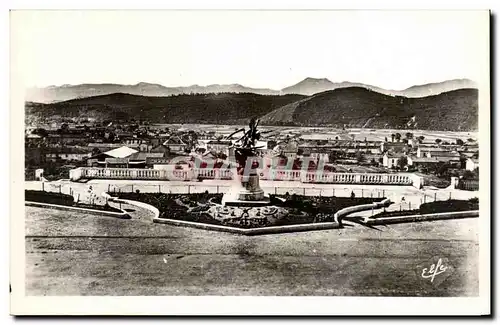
<box><xmin>221</xmin><ymin>118</ymin><xmax>270</xmax><ymax>206</ymax></box>
<box><xmin>207</xmin><ymin>118</ymin><xmax>289</xmax><ymax>226</ymax></box>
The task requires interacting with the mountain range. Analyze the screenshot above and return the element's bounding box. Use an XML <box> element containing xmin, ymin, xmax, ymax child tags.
<box><xmin>25</xmin><ymin>78</ymin><xmax>477</xmax><ymax>103</ymax></box>
<box><xmin>26</xmin><ymin>86</ymin><xmax>478</xmax><ymax>131</ymax></box>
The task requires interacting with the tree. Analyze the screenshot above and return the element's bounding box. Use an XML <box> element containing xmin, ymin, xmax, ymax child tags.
<box><xmin>104</xmin><ymin>131</ymin><xmax>115</xmax><ymax>142</ymax></box>
<box><xmin>385</xmin><ymin>136</ymin><xmax>388</xmax><ymax>142</ymax></box>
<box><xmin>391</xmin><ymin>134</ymin><xmax>395</xmax><ymax>142</ymax></box>
<box><xmin>417</xmin><ymin>135</ymin><xmax>425</xmax><ymax>144</ymax></box>
<box><xmin>397</xmin><ymin>156</ymin><xmax>408</xmax><ymax>170</ymax></box>
<box><xmin>335</xmin><ymin>136</ymin><xmax>339</xmax><ymax>140</ymax></box>
<box><xmin>91</xmin><ymin>147</ymin><xmax>101</xmax><ymax>156</ymax></box>
<box><xmin>60</xmin><ymin>123</ymin><xmax>69</xmax><ymax>133</ymax></box>
<box><xmin>356</xmin><ymin>152</ymin><xmax>366</xmax><ymax>164</ymax></box>
<box><xmin>433</xmin><ymin>162</ymin><xmax>448</xmax><ymax>177</ymax></box>
<box><xmin>462</xmin><ymin>170</ymin><xmax>475</xmax><ymax>180</ymax></box>
<box><xmin>456</xmin><ymin>139</ymin><xmax>464</xmax><ymax>145</ymax></box>
<box><xmin>217</xmin><ymin>152</ymin><xmax>228</xmax><ymax>160</ymax></box>
<box><xmin>405</xmin><ymin>132</ymin><xmax>413</xmax><ymax>139</ymax></box>
<box><xmin>32</xmin><ymin>128</ymin><xmax>48</xmax><ymax>137</ymax></box>
<box><xmin>467</xmin><ymin>138</ymin><xmax>475</xmax><ymax>143</ymax></box>
<box><xmin>395</xmin><ymin>133</ymin><xmax>402</xmax><ymax>142</ymax></box>
<box><xmin>435</xmin><ymin>138</ymin><xmax>442</xmax><ymax>145</ymax></box>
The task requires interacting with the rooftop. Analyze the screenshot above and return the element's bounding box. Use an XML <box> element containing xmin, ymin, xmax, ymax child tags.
<box><xmin>409</xmin><ymin>156</ymin><xmax>442</xmax><ymax>163</ymax></box>
<box><xmin>128</xmin><ymin>152</ymin><xmax>166</xmax><ymax>161</ymax></box>
<box><xmin>103</xmin><ymin>146</ymin><xmax>138</xmax><ymax>159</ymax></box>
<box><xmin>163</xmin><ymin>135</ymin><xmax>187</xmax><ymax>145</ymax></box>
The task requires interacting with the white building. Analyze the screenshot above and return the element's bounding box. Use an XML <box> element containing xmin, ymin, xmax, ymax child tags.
<box><xmin>466</xmin><ymin>158</ymin><xmax>479</xmax><ymax>171</ymax></box>
<box><xmin>383</xmin><ymin>153</ymin><xmax>401</xmax><ymax>168</ymax></box>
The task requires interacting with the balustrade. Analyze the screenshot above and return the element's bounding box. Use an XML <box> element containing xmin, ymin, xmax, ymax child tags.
<box><xmin>70</xmin><ymin>167</ymin><xmax>416</xmax><ymax>186</ymax></box>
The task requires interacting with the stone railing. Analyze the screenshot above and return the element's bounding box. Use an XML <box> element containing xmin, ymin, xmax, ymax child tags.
<box><xmin>70</xmin><ymin>167</ymin><xmax>193</xmax><ymax>181</ymax></box>
<box><xmin>301</xmin><ymin>172</ymin><xmax>413</xmax><ymax>185</ymax></box>
<box><xmin>259</xmin><ymin>169</ymin><xmax>302</xmax><ymax>181</ymax></box>
<box><xmin>193</xmin><ymin>168</ymin><xmax>233</xmax><ymax>180</ymax></box>
<box><xmin>261</xmin><ymin>169</ymin><xmax>416</xmax><ymax>186</ymax></box>
<box><xmin>69</xmin><ymin>167</ymin><xmax>423</xmax><ymax>187</ymax></box>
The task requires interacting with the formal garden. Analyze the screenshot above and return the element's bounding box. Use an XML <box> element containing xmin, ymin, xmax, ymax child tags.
<box><xmin>111</xmin><ymin>191</ymin><xmax>385</xmax><ymax>228</ymax></box>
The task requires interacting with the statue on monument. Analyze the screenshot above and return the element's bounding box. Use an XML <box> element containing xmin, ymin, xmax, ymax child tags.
<box><xmin>226</xmin><ymin>117</ymin><xmax>266</xmax><ymax>174</ymax></box>
<box><xmin>223</xmin><ymin>118</ymin><xmax>271</xmax><ymax>204</ymax></box>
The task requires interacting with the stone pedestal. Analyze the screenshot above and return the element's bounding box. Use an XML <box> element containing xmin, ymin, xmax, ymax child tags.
<box><xmin>222</xmin><ymin>167</ymin><xmax>270</xmax><ymax>207</ymax></box>
<box><xmin>238</xmin><ymin>173</ymin><xmax>265</xmax><ymax>201</ymax></box>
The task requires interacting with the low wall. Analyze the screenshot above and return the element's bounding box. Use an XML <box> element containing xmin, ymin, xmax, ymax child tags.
<box><xmin>334</xmin><ymin>198</ymin><xmax>392</xmax><ymax>223</ymax></box>
<box><xmin>153</xmin><ymin>218</ymin><xmax>340</xmax><ymax>235</ymax></box>
<box><xmin>25</xmin><ymin>201</ymin><xmax>130</xmax><ymax>219</ymax></box>
<box><xmin>367</xmin><ymin>210</ymin><xmax>479</xmax><ymax>225</ymax></box>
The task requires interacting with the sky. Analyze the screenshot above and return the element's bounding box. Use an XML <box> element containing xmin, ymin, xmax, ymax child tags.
<box><xmin>11</xmin><ymin>10</ymin><xmax>488</xmax><ymax>90</ymax></box>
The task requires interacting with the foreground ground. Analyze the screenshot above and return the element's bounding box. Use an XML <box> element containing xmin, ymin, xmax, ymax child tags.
<box><xmin>25</xmin><ymin>204</ymin><xmax>479</xmax><ymax>296</ymax></box>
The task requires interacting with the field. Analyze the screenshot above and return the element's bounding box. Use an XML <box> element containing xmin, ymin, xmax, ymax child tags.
<box><xmin>25</xmin><ymin>204</ymin><xmax>479</xmax><ymax>296</ymax></box>
<box><xmin>152</xmin><ymin>124</ymin><xmax>478</xmax><ymax>142</ymax></box>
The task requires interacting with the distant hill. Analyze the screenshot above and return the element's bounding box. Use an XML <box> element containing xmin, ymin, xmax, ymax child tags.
<box><xmin>26</xmin><ymin>78</ymin><xmax>477</xmax><ymax>103</ymax></box>
<box><xmin>399</xmin><ymin>79</ymin><xmax>478</xmax><ymax>97</ymax></box>
<box><xmin>260</xmin><ymin>87</ymin><xmax>478</xmax><ymax>131</ymax></box>
<box><xmin>281</xmin><ymin>77</ymin><xmax>477</xmax><ymax>98</ymax></box>
<box><xmin>25</xmin><ymin>92</ymin><xmax>305</xmax><ymax>124</ymax></box>
<box><xmin>281</xmin><ymin>78</ymin><xmax>339</xmax><ymax>96</ymax></box>
<box><xmin>25</xmin><ymin>83</ymin><xmax>281</xmax><ymax>103</ymax></box>
<box><xmin>26</xmin><ymin>87</ymin><xmax>478</xmax><ymax>131</ymax></box>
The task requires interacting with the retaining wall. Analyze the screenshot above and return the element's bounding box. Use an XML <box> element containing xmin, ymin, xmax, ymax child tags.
<box><xmin>153</xmin><ymin>218</ymin><xmax>341</xmax><ymax>235</ymax></box>
<box><xmin>103</xmin><ymin>192</ymin><xmax>160</xmax><ymax>219</ymax></box>
<box><xmin>334</xmin><ymin>198</ymin><xmax>392</xmax><ymax>223</ymax></box>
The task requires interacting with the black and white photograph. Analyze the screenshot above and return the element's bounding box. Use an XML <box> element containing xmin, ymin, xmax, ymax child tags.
<box><xmin>9</xmin><ymin>9</ymin><xmax>490</xmax><ymax>315</ymax></box>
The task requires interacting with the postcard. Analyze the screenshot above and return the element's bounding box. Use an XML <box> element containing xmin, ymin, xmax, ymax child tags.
<box><xmin>10</xmin><ymin>9</ymin><xmax>490</xmax><ymax>316</ymax></box>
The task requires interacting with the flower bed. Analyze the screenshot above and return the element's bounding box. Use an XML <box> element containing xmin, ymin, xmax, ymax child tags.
<box><xmin>112</xmin><ymin>192</ymin><xmax>384</xmax><ymax>228</ymax></box>
<box><xmin>25</xmin><ymin>190</ymin><xmax>122</xmax><ymax>213</ymax></box>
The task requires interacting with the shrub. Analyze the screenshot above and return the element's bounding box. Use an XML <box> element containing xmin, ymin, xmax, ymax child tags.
<box><xmin>419</xmin><ymin>199</ymin><xmax>478</xmax><ymax>214</ymax></box>
<box><xmin>469</xmin><ymin>197</ymin><xmax>479</xmax><ymax>204</ymax></box>
<box><xmin>25</xmin><ymin>190</ymin><xmax>74</xmax><ymax>206</ymax></box>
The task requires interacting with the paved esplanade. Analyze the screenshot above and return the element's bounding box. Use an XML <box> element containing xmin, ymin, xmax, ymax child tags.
<box><xmin>25</xmin><ymin>204</ymin><xmax>479</xmax><ymax>296</ymax></box>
